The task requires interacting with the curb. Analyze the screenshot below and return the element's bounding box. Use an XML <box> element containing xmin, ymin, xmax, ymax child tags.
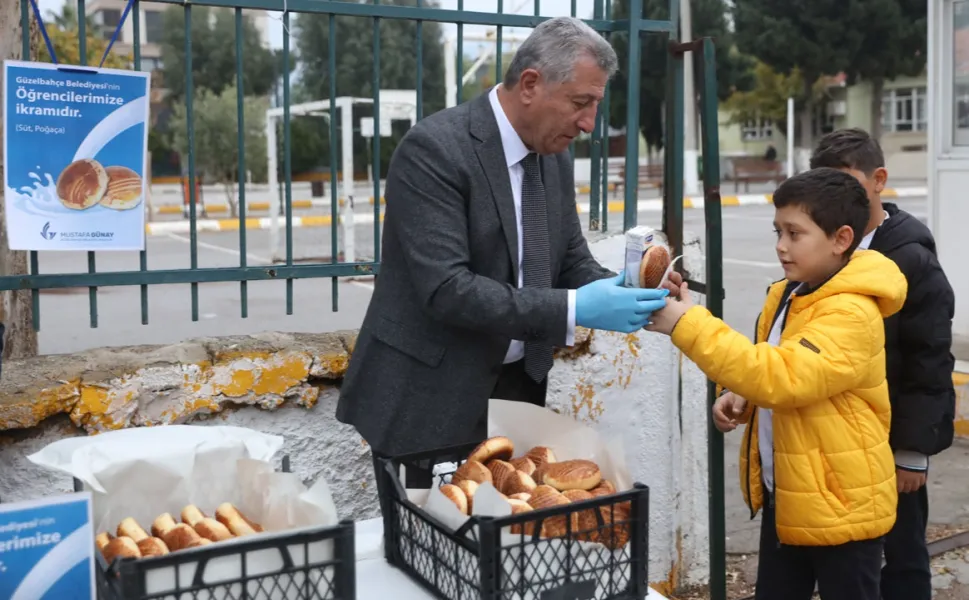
<box><xmin>155</xmin><ymin>199</ymin><xmax>333</xmax><ymax>214</ymax></box>
<box><xmin>574</xmin><ymin>183</ymin><xmax>927</xmax><ymax>196</ymax></box>
<box><xmin>145</xmin><ymin>187</ymin><xmax>929</xmax><ymax>235</ymax></box>
<box><xmin>152</xmin><ymin>186</ymin><xmax>927</xmax><ymax>214</ymax></box>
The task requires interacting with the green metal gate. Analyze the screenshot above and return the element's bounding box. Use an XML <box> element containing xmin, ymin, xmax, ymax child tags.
<box><xmin>3</xmin><ymin>0</ymin><xmax>726</xmax><ymax>596</ymax></box>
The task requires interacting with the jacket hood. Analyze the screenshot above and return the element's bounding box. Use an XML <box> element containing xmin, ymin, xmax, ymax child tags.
<box><xmin>872</xmin><ymin>203</ymin><xmax>936</xmax><ymax>255</ymax></box>
<box><xmin>797</xmin><ymin>249</ymin><xmax>907</xmax><ymax>319</ymax></box>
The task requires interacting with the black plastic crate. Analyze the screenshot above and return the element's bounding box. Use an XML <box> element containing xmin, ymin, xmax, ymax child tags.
<box><xmin>95</xmin><ymin>519</ymin><xmax>356</xmax><ymax>600</ymax></box>
<box><xmin>376</xmin><ymin>443</ymin><xmax>650</xmax><ymax>600</ymax></box>
<box><xmin>77</xmin><ymin>456</ymin><xmax>356</xmax><ymax>600</ymax></box>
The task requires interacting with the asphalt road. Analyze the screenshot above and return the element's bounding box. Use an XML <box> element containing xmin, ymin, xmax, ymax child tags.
<box><xmin>33</xmin><ymin>196</ymin><xmax>927</xmax><ymax>357</ymax></box>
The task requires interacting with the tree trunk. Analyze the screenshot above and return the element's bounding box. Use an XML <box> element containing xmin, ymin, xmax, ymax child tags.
<box><xmin>0</xmin><ymin>3</ymin><xmax>40</xmax><ymax>360</ymax></box>
<box><xmin>870</xmin><ymin>77</ymin><xmax>885</xmax><ymax>142</ymax></box>
<box><xmin>224</xmin><ymin>182</ymin><xmax>238</xmax><ymax>219</ymax></box>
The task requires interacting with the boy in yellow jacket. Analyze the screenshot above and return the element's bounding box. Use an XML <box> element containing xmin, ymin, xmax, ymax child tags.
<box><xmin>648</xmin><ymin>167</ymin><xmax>908</xmax><ymax>600</ymax></box>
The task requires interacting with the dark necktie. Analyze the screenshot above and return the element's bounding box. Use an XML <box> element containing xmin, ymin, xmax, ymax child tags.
<box><xmin>520</xmin><ymin>152</ymin><xmax>553</xmax><ymax>382</ymax></box>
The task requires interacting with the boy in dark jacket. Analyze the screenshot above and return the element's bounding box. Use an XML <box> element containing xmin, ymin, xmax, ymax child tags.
<box><xmin>810</xmin><ymin>128</ymin><xmax>956</xmax><ymax>600</ymax></box>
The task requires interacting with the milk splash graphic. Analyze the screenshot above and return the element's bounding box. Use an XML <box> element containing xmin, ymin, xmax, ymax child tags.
<box><xmin>7</xmin><ymin>96</ymin><xmax>148</xmax><ymax>219</ymax></box>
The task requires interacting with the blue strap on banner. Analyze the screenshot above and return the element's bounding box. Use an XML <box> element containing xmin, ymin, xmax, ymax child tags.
<box><xmin>27</xmin><ymin>0</ymin><xmax>60</xmax><ymax>65</ymax></box>
<box><xmin>99</xmin><ymin>0</ymin><xmax>136</xmax><ymax>68</ymax></box>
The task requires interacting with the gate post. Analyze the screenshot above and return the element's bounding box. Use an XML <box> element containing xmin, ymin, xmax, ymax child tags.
<box><xmin>622</xmin><ymin>0</ymin><xmax>643</xmax><ymax>231</ymax></box>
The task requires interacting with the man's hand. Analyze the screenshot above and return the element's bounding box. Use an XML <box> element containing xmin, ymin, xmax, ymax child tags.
<box><xmin>896</xmin><ymin>468</ymin><xmax>927</xmax><ymax>493</ymax></box>
<box><xmin>645</xmin><ymin>280</ymin><xmax>694</xmax><ymax>335</ymax></box>
<box><xmin>712</xmin><ymin>392</ymin><xmax>747</xmax><ymax>433</ymax></box>
<box><xmin>575</xmin><ymin>272</ymin><xmax>670</xmax><ymax>333</ymax></box>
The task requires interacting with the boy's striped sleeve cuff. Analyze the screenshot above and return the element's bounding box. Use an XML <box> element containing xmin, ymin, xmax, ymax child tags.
<box><xmin>894</xmin><ymin>450</ymin><xmax>929</xmax><ymax>471</ymax></box>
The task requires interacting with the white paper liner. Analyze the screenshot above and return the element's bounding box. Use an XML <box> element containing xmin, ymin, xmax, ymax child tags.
<box><xmin>396</xmin><ymin>400</ymin><xmax>642</xmax><ymax>600</ymax></box>
<box><xmin>27</xmin><ymin>425</ymin><xmax>341</xmax><ymax>600</ymax></box>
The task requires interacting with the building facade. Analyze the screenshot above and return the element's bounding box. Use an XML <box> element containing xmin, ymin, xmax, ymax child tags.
<box><xmin>84</xmin><ymin>0</ymin><xmax>272</xmax><ymax>74</ymax></box>
<box><xmin>718</xmin><ymin>72</ymin><xmax>930</xmax><ymax>180</ymax></box>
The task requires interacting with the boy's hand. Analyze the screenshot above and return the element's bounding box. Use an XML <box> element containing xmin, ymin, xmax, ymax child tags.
<box><xmin>712</xmin><ymin>392</ymin><xmax>747</xmax><ymax>433</ymax></box>
<box><xmin>663</xmin><ymin>270</ymin><xmax>684</xmax><ymax>296</ymax></box>
<box><xmin>645</xmin><ymin>280</ymin><xmax>694</xmax><ymax>335</ymax></box>
<box><xmin>896</xmin><ymin>469</ymin><xmax>927</xmax><ymax>493</ymax></box>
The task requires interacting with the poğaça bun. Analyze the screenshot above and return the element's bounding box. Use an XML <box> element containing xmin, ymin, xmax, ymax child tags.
<box><xmin>96</xmin><ymin>503</ymin><xmax>263</xmax><ymax>563</ymax></box>
<box><xmin>432</xmin><ymin>436</ymin><xmax>632</xmax><ymax>550</ymax></box>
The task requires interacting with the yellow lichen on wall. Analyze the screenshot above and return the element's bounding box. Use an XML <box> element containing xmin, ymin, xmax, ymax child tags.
<box><xmin>70</xmin><ymin>386</ymin><xmax>116</xmax><ymax>431</ymax></box>
<box><xmin>0</xmin><ymin>341</ymin><xmax>353</xmax><ymax>434</ymax></box>
<box><xmin>570</xmin><ymin>377</ymin><xmax>606</xmax><ymax>422</ymax></box>
<box><xmin>32</xmin><ymin>381</ymin><xmax>81</xmax><ymax>426</ymax></box>
<box><xmin>0</xmin><ymin>381</ymin><xmax>82</xmax><ymax>431</ymax></box>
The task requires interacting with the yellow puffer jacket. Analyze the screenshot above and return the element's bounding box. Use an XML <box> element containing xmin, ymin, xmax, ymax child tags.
<box><xmin>671</xmin><ymin>249</ymin><xmax>907</xmax><ymax>547</ymax></box>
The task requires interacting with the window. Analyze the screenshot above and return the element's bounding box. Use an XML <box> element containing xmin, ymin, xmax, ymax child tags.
<box><xmin>144</xmin><ymin>10</ymin><xmax>163</xmax><ymax>44</ymax></box>
<box><xmin>881</xmin><ymin>87</ymin><xmax>928</xmax><ymax>132</ymax></box>
<box><xmin>741</xmin><ymin>117</ymin><xmax>773</xmax><ymax>141</ymax></box>
<box><xmin>141</xmin><ymin>57</ymin><xmax>163</xmax><ymax>72</ymax></box>
<box><xmin>953</xmin><ymin>0</ymin><xmax>969</xmax><ymax>145</ymax></box>
<box><xmin>97</xmin><ymin>9</ymin><xmax>122</xmax><ymax>41</ymax></box>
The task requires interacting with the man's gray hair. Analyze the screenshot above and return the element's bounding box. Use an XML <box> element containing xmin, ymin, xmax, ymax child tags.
<box><xmin>503</xmin><ymin>16</ymin><xmax>618</xmax><ymax>88</ymax></box>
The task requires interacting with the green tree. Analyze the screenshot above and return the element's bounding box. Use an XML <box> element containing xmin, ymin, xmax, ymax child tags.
<box><xmin>160</xmin><ymin>6</ymin><xmax>278</xmax><ymax>102</ymax></box>
<box><xmin>293</xmin><ymin>0</ymin><xmax>447</xmax><ymax>178</ymax></box>
<box><xmin>170</xmin><ymin>86</ymin><xmax>269</xmax><ymax>217</ymax></box>
<box><xmin>37</xmin><ymin>2</ymin><xmax>130</xmax><ymax>69</ymax></box>
<box><xmin>279</xmin><ymin>117</ymin><xmax>332</xmax><ymax>177</ymax></box>
<box><xmin>610</xmin><ymin>0</ymin><xmax>755</xmax><ymax>154</ymax></box>
<box><xmin>843</xmin><ymin>0</ymin><xmax>927</xmax><ymax>139</ymax></box>
<box><xmin>732</xmin><ymin>0</ymin><xmax>865</xmax><ymax>148</ymax></box>
<box><xmin>293</xmin><ymin>0</ymin><xmax>446</xmax><ymax>115</ymax></box>
<box><xmin>460</xmin><ymin>52</ymin><xmax>516</xmax><ymax>102</ymax></box>
<box><xmin>722</xmin><ymin>61</ymin><xmax>828</xmax><ymax>137</ymax></box>
<box><xmin>47</xmin><ymin>2</ymin><xmax>96</xmax><ymax>31</ymax></box>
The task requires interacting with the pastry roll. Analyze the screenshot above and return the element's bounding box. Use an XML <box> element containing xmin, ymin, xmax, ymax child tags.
<box><xmin>102</xmin><ymin>536</ymin><xmax>141</xmax><ymax>563</ymax></box>
<box><xmin>117</xmin><ymin>517</ymin><xmax>149</xmax><ymax>543</ymax></box>
<box><xmin>136</xmin><ymin>537</ymin><xmax>170</xmax><ymax>558</ymax></box>
<box><xmin>194</xmin><ymin>517</ymin><xmax>234</xmax><ymax>542</ymax></box>
<box><xmin>215</xmin><ymin>503</ymin><xmax>262</xmax><ymax>536</ymax></box>
<box><xmin>151</xmin><ymin>513</ymin><xmax>178</xmax><ymax>538</ymax></box>
<box><xmin>162</xmin><ymin>523</ymin><xmax>203</xmax><ymax>551</ymax></box>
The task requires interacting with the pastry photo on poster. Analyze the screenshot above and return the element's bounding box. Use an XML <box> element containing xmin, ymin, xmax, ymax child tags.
<box><xmin>2</xmin><ymin>60</ymin><xmax>150</xmax><ymax>251</ymax></box>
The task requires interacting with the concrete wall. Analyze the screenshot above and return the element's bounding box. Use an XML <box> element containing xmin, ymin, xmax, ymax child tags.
<box><xmin>0</xmin><ymin>232</ymin><xmax>711</xmax><ymax>592</ymax></box>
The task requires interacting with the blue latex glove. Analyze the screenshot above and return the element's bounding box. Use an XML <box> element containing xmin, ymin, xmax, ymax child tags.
<box><xmin>575</xmin><ymin>272</ymin><xmax>670</xmax><ymax>333</ymax></box>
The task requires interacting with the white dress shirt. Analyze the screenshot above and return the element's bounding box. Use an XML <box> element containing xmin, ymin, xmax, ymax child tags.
<box><xmin>858</xmin><ymin>211</ymin><xmax>888</xmax><ymax>251</ymax></box>
<box><xmin>488</xmin><ymin>86</ymin><xmax>577</xmax><ymax>364</ymax></box>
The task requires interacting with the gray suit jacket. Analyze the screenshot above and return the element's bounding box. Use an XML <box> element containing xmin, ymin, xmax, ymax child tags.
<box><xmin>336</xmin><ymin>92</ymin><xmax>612</xmax><ymax>456</ymax></box>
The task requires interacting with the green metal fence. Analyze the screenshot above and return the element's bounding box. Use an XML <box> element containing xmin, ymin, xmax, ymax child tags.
<box><xmin>5</xmin><ymin>0</ymin><xmax>727</xmax><ymax>596</ymax></box>
<box><xmin>3</xmin><ymin>0</ymin><xmax>690</xmax><ymax>323</ymax></box>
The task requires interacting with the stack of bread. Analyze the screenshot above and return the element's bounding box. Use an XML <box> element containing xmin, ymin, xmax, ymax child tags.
<box><xmin>96</xmin><ymin>503</ymin><xmax>264</xmax><ymax>564</ymax></box>
<box><xmin>436</xmin><ymin>436</ymin><xmax>631</xmax><ymax>550</ymax></box>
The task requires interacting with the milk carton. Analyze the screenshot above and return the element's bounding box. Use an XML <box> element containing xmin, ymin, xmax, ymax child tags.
<box><xmin>623</xmin><ymin>226</ymin><xmax>656</xmax><ymax>288</ymax></box>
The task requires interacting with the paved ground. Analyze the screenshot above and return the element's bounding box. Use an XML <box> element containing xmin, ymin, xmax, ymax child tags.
<box><xmin>33</xmin><ymin>195</ymin><xmax>784</xmax><ymax>355</ymax></box>
<box><xmin>34</xmin><ymin>194</ymin><xmax>927</xmax><ymax>356</ymax></box>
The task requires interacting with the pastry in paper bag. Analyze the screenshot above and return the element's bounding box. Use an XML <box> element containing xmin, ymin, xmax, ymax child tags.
<box><xmin>402</xmin><ymin>400</ymin><xmax>640</xmax><ymax>597</ymax></box>
<box><xmin>27</xmin><ymin>425</ymin><xmax>341</xmax><ymax>600</ymax></box>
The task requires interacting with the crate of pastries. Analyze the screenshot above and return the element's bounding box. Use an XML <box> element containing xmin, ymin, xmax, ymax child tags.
<box><xmin>376</xmin><ymin>399</ymin><xmax>650</xmax><ymax>600</ymax></box>
<box><xmin>27</xmin><ymin>425</ymin><xmax>356</xmax><ymax>600</ymax></box>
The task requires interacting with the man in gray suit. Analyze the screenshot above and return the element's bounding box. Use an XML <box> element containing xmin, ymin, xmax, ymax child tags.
<box><xmin>337</xmin><ymin>17</ymin><xmax>668</xmax><ymax>476</ymax></box>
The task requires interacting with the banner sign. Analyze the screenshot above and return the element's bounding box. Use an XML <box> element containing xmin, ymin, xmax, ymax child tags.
<box><xmin>0</xmin><ymin>492</ymin><xmax>95</xmax><ymax>600</ymax></box>
<box><xmin>3</xmin><ymin>60</ymin><xmax>150</xmax><ymax>251</ymax></box>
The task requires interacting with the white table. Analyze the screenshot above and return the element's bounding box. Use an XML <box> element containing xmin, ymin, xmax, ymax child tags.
<box><xmin>353</xmin><ymin>517</ymin><xmax>669</xmax><ymax>599</ymax></box>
